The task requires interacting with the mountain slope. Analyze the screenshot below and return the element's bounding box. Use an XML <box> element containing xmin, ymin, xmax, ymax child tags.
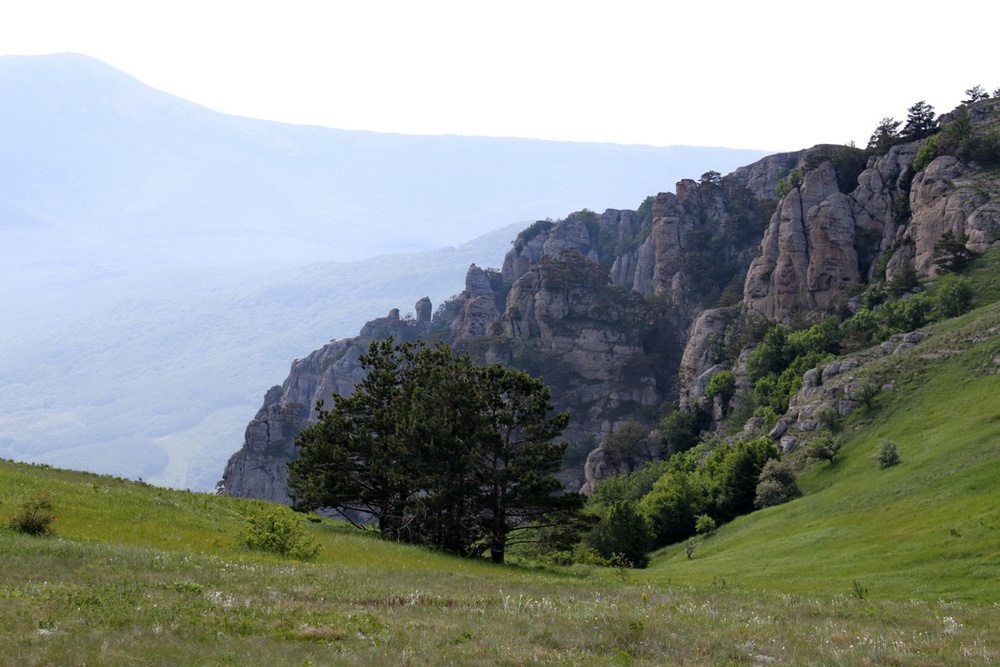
<box><xmin>221</xmin><ymin>95</ymin><xmax>1000</xmax><ymax>519</ymax></box>
<box><xmin>650</xmin><ymin>284</ymin><xmax>1000</xmax><ymax>602</ymax></box>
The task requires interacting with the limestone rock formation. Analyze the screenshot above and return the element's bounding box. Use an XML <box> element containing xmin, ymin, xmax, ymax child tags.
<box><xmin>220</xmin><ymin>301</ymin><xmax>431</xmax><ymax>502</ymax></box>
<box><xmin>449</xmin><ymin>264</ymin><xmax>501</xmax><ymax>339</ymax></box>
<box><xmin>743</xmin><ymin>162</ymin><xmax>856</xmax><ymax>320</ymax></box>
<box><xmin>743</xmin><ymin>103</ymin><xmax>1000</xmax><ymax>322</ymax></box>
<box><xmin>220</xmin><ymin>339</ymin><xmax>367</xmax><ymax>503</ymax></box>
<box><xmin>904</xmin><ymin>156</ymin><xmax>999</xmax><ymax>276</ymax></box>
<box><xmin>493</xmin><ymin>251</ymin><xmax>662</xmax><ymax>465</ymax></box>
<box><xmin>677</xmin><ymin>306</ymin><xmax>740</xmax><ymax>407</ymax></box>
<box><xmin>581</xmin><ymin>429</ymin><xmax>663</xmax><ymax>494</ymax></box>
<box><xmin>415</xmin><ymin>297</ymin><xmax>432</xmax><ymax>323</ymax></box>
<box><xmin>221</xmin><ymin>98</ymin><xmax>1000</xmax><ymax>501</ymax></box>
<box><xmin>728</xmin><ymin>150</ymin><xmax>809</xmax><ymax>200</ymax></box>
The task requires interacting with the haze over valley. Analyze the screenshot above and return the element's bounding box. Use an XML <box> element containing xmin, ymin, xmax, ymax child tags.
<box><xmin>0</xmin><ymin>53</ymin><xmax>768</xmax><ymax>490</ymax></box>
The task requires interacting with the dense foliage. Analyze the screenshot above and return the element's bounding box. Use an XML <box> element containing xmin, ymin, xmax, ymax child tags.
<box><xmin>583</xmin><ymin>436</ymin><xmax>782</xmax><ymax>565</ymax></box>
<box><xmin>287</xmin><ymin>338</ymin><xmax>584</xmax><ymax>563</ymax></box>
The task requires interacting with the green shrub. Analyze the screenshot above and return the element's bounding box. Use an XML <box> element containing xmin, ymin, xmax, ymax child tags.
<box><xmin>604</xmin><ymin>420</ymin><xmax>650</xmax><ymax>455</ymax></box>
<box><xmin>880</xmin><ymin>292</ymin><xmax>933</xmax><ymax>332</ymax></box>
<box><xmin>887</xmin><ymin>260</ymin><xmax>919</xmax><ymax>297</ymax></box>
<box><xmin>851</xmin><ymin>380</ymin><xmax>880</xmax><ymax>408</ymax></box>
<box><xmin>694</xmin><ymin>514</ymin><xmax>717</xmax><ymax>535</ymax></box>
<box><xmin>8</xmin><ymin>492</ymin><xmax>57</xmax><ymax>536</ymax></box>
<box><xmin>933</xmin><ymin>231</ymin><xmax>977</xmax><ymax>273</ymax></box>
<box><xmin>775</xmin><ymin>168</ymin><xmax>803</xmax><ymax>198</ymax></box>
<box><xmin>913</xmin><ymin>134</ymin><xmax>940</xmax><ymax>173</ymax></box>
<box><xmin>934</xmin><ymin>274</ymin><xmax>975</xmax><ymax>319</ymax></box>
<box><xmin>658</xmin><ymin>409</ymin><xmax>705</xmax><ymax>456</ymax></box>
<box><xmin>639</xmin><ymin>471</ymin><xmax>708</xmax><ymax>547</ymax></box>
<box><xmin>710</xmin><ymin>438</ymin><xmax>780</xmax><ymax>521</ymax></box>
<box><xmin>816</xmin><ymin>404</ymin><xmax>841</xmax><ymax>432</ymax></box>
<box><xmin>874</xmin><ymin>438</ymin><xmax>901</xmax><ymax>470</ymax></box>
<box><xmin>753</xmin><ymin>406</ymin><xmax>781</xmax><ymax>433</ymax></box>
<box><xmin>754</xmin><ymin>459</ymin><xmax>802</xmax><ymax>509</ymax></box>
<box><xmin>585</xmin><ymin>501</ymin><xmax>652</xmax><ymax>568</ymax></box>
<box><xmin>239</xmin><ymin>507</ymin><xmax>320</xmax><ymax>560</ymax></box>
<box><xmin>705</xmin><ymin>370</ymin><xmax>736</xmax><ymax>404</ymax></box>
<box><xmin>840</xmin><ymin>308</ymin><xmax>884</xmax><ymax>351</ymax></box>
<box><xmin>805</xmin><ymin>433</ymin><xmax>841</xmax><ymax>463</ymax></box>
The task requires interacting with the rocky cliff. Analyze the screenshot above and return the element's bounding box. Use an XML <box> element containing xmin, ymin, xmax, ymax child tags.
<box><xmin>744</xmin><ymin>102</ymin><xmax>1000</xmax><ymax>322</ymax></box>
<box><xmin>219</xmin><ymin>311</ymin><xmax>430</xmax><ymax>503</ymax></box>
<box><xmin>221</xmin><ymin>97</ymin><xmax>1000</xmax><ymax>501</ymax></box>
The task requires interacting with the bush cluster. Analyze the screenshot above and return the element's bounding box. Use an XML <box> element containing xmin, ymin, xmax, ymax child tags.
<box><xmin>583</xmin><ymin>437</ymin><xmax>797</xmax><ymax>566</ymax></box>
<box><xmin>238</xmin><ymin>507</ymin><xmax>320</xmax><ymax>560</ymax></box>
<box><xmin>288</xmin><ymin>338</ymin><xmax>584</xmax><ymax>564</ymax></box>
<box><xmin>745</xmin><ymin>317</ymin><xmax>841</xmax><ymax>416</ymax></box>
<box><xmin>8</xmin><ymin>492</ymin><xmax>57</xmax><ymax>536</ymax></box>
<box><xmin>874</xmin><ymin>438</ymin><xmax>901</xmax><ymax>469</ymax></box>
<box><xmin>843</xmin><ymin>274</ymin><xmax>975</xmax><ymax>352</ymax></box>
<box><xmin>805</xmin><ymin>434</ymin><xmax>842</xmax><ymax>463</ymax></box>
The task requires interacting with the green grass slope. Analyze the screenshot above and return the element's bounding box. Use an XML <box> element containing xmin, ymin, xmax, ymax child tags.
<box><xmin>650</xmin><ymin>292</ymin><xmax>1000</xmax><ymax>604</ymax></box>
<box><xmin>4</xmin><ymin>458</ymin><xmax>1000</xmax><ymax>665</ymax></box>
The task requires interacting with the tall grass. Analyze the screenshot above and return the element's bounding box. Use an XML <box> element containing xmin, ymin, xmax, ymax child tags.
<box><xmin>3</xmin><ymin>455</ymin><xmax>1000</xmax><ymax>665</ymax></box>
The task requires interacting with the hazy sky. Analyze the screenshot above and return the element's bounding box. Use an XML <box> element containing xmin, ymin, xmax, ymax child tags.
<box><xmin>2</xmin><ymin>0</ymin><xmax>997</xmax><ymax>151</ymax></box>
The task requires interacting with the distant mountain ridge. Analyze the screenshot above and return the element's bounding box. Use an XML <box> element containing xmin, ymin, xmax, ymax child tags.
<box><xmin>0</xmin><ymin>53</ymin><xmax>770</xmax><ymax>268</ymax></box>
<box><xmin>0</xmin><ymin>53</ymin><xmax>769</xmax><ymax>491</ymax></box>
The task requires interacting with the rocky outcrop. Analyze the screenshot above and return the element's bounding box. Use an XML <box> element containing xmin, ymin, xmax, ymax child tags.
<box><xmin>904</xmin><ymin>156</ymin><xmax>998</xmax><ymax>276</ymax></box>
<box><xmin>220</xmin><ymin>301</ymin><xmax>431</xmax><ymax>502</ymax></box>
<box><xmin>220</xmin><ymin>340</ymin><xmax>367</xmax><ymax>503</ymax></box>
<box><xmin>744</xmin><ymin>102</ymin><xmax>1000</xmax><ymax>321</ymax></box>
<box><xmin>415</xmin><ymin>297</ymin><xmax>432</xmax><ymax>323</ymax></box>
<box><xmin>501</xmin><ymin>217</ymin><xmax>596</xmax><ymax>284</ymax></box>
<box><xmin>449</xmin><ymin>264</ymin><xmax>501</xmax><ymax>339</ymax></box>
<box><xmin>221</xmin><ymin>99</ymin><xmax>1000</xmax><ymax>501</ymax></box>
<box><xmin>728</xmin><ymin>150</ymin><xmax>808</xmax><ymax>200</ymax></box>
<box><xmin>581</xmin><ymin>428</ymin><xmax>663</xmax><ymax>494</ymax></box>
<box><xmin>768</xmin><ymin>330</ymin><xmax>931</xmax><ymax>452</ymax></box>
<box><xmin>743</xmin><ymin>162</ymin><xmax>858</xmax><ymax>320</ymax></box>
<box><xmin>677</xmin><ymin>306</ymin><xmax>740</xmax><ymax>407</ymax></box>
<box><xmin>494</xmin><ymin>253</ymin><xmax>662</xmax><ymax>454</ymax></box>
<box><xmin>221</xmin><ymin>163</ymin><xmax>788</xmax><ymax>500</ymax></box>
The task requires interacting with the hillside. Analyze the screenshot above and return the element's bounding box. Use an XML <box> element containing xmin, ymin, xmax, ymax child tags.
<box><xmin>652</xmin><ymin>266</ymin><xmax>1000</xmax><ymax>600</ymax></box>
<box><xmin>6</xmin><ymin>264</ymin><xmax>999</xmax><ymax>663</ymax></box>
<box><xmin>2</xmin><ymin>450</ymin><xmax>999</xmax><ymax>665</ymax></box>
<box><xmin>5</xmin><ymin>202</ymin><xmax>1000</xmax><ymax>667</ymax></box>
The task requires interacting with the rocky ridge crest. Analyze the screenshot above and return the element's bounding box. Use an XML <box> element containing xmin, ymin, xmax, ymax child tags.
<box><xmin>221</xmin><ymin>98</ymin><xmax>1000</xmax><ymax>501</ymax></box>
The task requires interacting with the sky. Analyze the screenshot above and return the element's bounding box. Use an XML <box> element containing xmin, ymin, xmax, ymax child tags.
<box><xmin>1</xmin><ymin>0</ymin><xmax>998</xmax><ymax>152</ymax></box>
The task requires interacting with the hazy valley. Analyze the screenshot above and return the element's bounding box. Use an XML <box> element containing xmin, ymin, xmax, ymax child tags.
<box><xmin>0</xmin><ymin>53</ymin><xmax>766</xmax><ymax>490</ymax></box>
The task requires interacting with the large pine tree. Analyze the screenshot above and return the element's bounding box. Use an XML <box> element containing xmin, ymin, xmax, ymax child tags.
<box><xmin>287</xmin><ymin>338</ymin><xmax>583</xmax><ymax>562</ymax></box>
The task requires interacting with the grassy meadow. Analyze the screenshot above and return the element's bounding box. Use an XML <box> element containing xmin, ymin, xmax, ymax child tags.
<box><xmin>3</xmin><ymin>255</ymin><xmax>1000</xmax><ymax>665</ymax></box>
<box><xmin>2</xmin><ymin>459</ymin><xmax>999</xmax><ymax>666</ymax></box>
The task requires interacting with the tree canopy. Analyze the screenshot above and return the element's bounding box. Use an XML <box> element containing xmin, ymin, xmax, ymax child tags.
<box><xmin>901</xmin><ymin>101</ymin><xmax>937</xmax><ymax>141</ymax></box>
<box><xmin>287</xmin><ymin>338</ymin><xmax>583</xmax><ymax>563</ymax></box>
